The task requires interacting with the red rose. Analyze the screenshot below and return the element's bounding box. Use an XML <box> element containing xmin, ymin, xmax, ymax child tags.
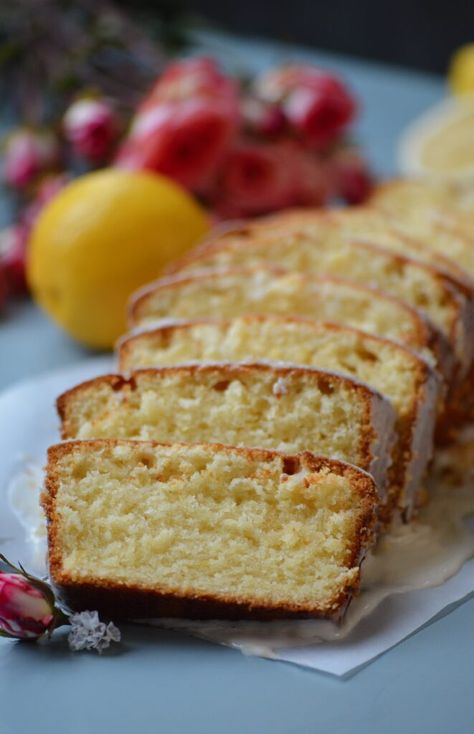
<box><xmin>115</xmin><ymin>57</ymin><xmax>239</xmax><ymax>192</ymax></box>
<box><xmin>255</xmin><ymin>65</ymin><xmax>356</xmax><ymax>148</ymax></box>
<box><xmin>211</xmin><ymin>139</ymin><xmax>332</xmax><ymax>218</ymax></box>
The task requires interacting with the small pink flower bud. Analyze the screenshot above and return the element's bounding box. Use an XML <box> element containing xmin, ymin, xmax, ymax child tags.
<box><xmin>0</xmin><ymin>572</ymin><xmax>55</xmax><ymax>640</ymax></box>
<box><xmin>255</xmin><ymin>65</ymin><xmax>356</xmax><ymax>148</ymax></box>
<box><xmin>0</xmin><ymin>226</ymin><xmax>29</xmax><ymax>297</ymax></box>
<box><xmin>63</xmin><ymin>98</ymin><xmax>117</xmax><ymax>163</ymax></box>
<box><xmin>4</xmin><ymin>128</ymin><xmax>59</xmax><ymax>189</ymax></box>
<box><xmin>241</xmin><ymin>98</ymin><xmax>287</xmax><ymax>137</ymax></box>
<box><xmin>283</xmin><ymin>81</ymin><xmax>355</xmax><ymax>148</ymax></box>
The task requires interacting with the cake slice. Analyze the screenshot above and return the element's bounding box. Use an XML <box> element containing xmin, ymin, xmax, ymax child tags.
<box><xmin>370</xmin><ymin>179</ymin><xmax>474</xmax><ymax>272</ymax></box>
<box><xmin>118</xmin><ymin>316</ymin><xmax>439</xmax><ymax>519</ymax></box>
<box><xmin>57</xmin><ymin>364</ymin><xmax>396</xmax><ymax>499</ymax></box>
<box><xmin>259</xmin><ymin>206</ymin><xmax>474</xmax><ymax>287</ymax></box>
<box><xmin>42</xmin><ymin>440</ymin><xmax>379</xmax><ymax>621</ymax></box>
<box><xmin>128</xmin><ymin>267</ymin><xmax>451</xmax><ymax>382</ymax></box>
<box><xmin>166</xmin><ymin>224</ymin><xmax>473</xmax><ymax>374</ymax></box>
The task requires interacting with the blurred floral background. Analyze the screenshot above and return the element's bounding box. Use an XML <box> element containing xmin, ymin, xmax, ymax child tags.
<box><xmin>0</xmin><ymin>0</ymin><xmax>374</xmax><ymax>311</ymax></box>
<box><xmin>1</xmin><ymin>0</ymin><xmax>473</xmax><ymax>347</ymax></box>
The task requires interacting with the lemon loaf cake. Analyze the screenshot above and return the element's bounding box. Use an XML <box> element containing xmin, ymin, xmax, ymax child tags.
<box><xmin>370</xmin><ymin>179</ymin><xmax>474</xmax><ymax>270</ymax></box>
<box><xmin>371</xmin><ymin>179</ymin><xmax>474</xmax><ymax>431</ymax></box>
<box><xmin>259</xmin><ymin>206</ymin><xmax>474</xmax><ymax>288</ymax></box>
<box><xmin>42</xmin><ymin>440</ymin><xmax>379</xmax><ymax>621</ymax></box>
<box><xmin>128</xmin><ymin>267</ymin><xmax>451</xmax><ymax>382</ymax></box>
<box><xmin>57</xmin><ymin>364</ymin><xmax>396</xmax><ymax>498</ymax></box>
<box><xmin>118</xmin><ymin>316</ymin><xmax>439</xmax><ymax>518</ymax></box>
<box><xmin>166</xmin><ymin>224</ymin><xmax>473</xmax><ymax>374</ymax></box>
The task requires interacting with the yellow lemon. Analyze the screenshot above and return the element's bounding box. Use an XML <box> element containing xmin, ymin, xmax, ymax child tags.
<box><xmin>449</xmin><ymin>43</ymin><xmax>474</xmax><ymax>95</ymax></box>
<box><xmin>397</xmin><ymin>95</ymin><xmax>474</xmax><ymax>184</ymax></box>
<box><xmin>27</xmin><ymin>169</ymin><xmax>210</xmax><ymax>348</ymax></box>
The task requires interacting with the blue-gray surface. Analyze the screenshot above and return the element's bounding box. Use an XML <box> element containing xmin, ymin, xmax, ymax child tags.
<box><xmin>1</xmin><ymin>31</ymin><xmax>473</xmax><ymax>734</ymax></box>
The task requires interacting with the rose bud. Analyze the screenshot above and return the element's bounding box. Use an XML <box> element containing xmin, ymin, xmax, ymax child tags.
<box><xmin>283</xmin><ymin>77</ymin><xmax>356</xmax><ymax>148</ymax></box>
<box><xmin>0</xmin><ymin>226</ymin><xmax>29</xmax><ymax>297</ymax></box>
<box><xmin>3</xmin><ymin>128</ymin><xmax>59</xmax><ymax>190</ymax></box>
<box><xmin>241</xmin><ymin>97</ymin><xmax>287</xmax><ymax>137</ymax></box>
<box><xmin>333</xmin><ymin>148</ymin><xmax>374</xmax><ymax>204</ymax></box>
<box><xmin>115</xmin><ymin>57</ymin><xmax>239</xmax><ymax>192</ymax></box>
<box><xmin>0</xmin><ymin>571</ymin><xmax>55</xmax><ymax>640</ymax></box>
<box><xmin>255</xmin><ymin>65</ymin><xmax>356</xmax><ymax>148</ymax></box>
<box><xmin>63</xmin><ymin>98</ymin><xmax>117</xmax><ymax>164</ymax></box>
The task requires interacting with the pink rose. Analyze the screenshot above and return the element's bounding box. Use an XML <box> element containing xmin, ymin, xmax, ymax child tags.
<box><xmin>210</xmin><ymin>139</ymin><xmax>331</xmax><ymax>219</ymax></box>
<box><xmin>255</xmin><ymin>65</ymin><xmax>356</xmax><ymax>148</ymax></box>
<box><xmin>241</xmin><ymin>97</ymin><xmax>287</xmax><ymax>137</ymax></box>
<box><xmin>0</xmin><ymin>572</ymin><xmax>55</xmax><ymax>640</ymax></box>
<box><xmin>3</xmin><ymin>128</ymin><xmax>59</xmax><ymax>189</ymax></box>
<box><xmin>116</xmin><ymin>98</ymin><xmax>238</xmax><ymax>192</ymax></box>
<box><xmin>63</xmin><ymin>98</ymin><xmax>117</xmax><ymax>163</ymax></box>
<box><xmin>143</xmin><ymin>57</ymin><xmax>237</xmax><ymax>107</ymax></box>
<box><xmin>115</xmin><ymin>57</ymin><xmax>239</xmax><ymax>192</ymax></box>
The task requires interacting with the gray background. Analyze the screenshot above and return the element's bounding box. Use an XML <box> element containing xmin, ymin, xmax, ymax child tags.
<box><xmin>1</xmin><ymin>30</ymin><xmax>473</xmax><ymax>734</ymax></box>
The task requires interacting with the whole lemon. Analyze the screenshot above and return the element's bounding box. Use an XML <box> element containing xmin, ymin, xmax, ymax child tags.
<box><xmin>449</xmin><ymin>43</ymin><xmax>474</xmax><ymax>95</ymax></box>
<box><xmin>27</xmin><ymin>169</ymin><xmax>210</xmax><ymax>348</ymax></box>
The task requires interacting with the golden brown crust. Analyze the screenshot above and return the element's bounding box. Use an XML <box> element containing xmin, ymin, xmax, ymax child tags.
<box><xmin>127</xmin><ymin>265</ymin><xmax>455</xmax><ymax>388</ymax></box>
<box><xmin>119</xmin><ymin>313</ymin><xmax>432</xmax><ymax>375</ymax></box>
<box><xmin>164</xmin><ymin>222</ymin><xmax>474</xmax><ymax>374</ymax></box>
<box><xmin>370</xmin><ymin>179</ymin><xmax>474</xmax><ymax>241</ymax></box>
<box><xmin>117</xmin><ymin>314</ymin><xmax>439</xmax><ymax>522</ymax></box>
<box><xmin>57</xmin><ymin>362</ymin><xmax>395</xmax><ymax>498</ymax></box>
<box><xmin>260</xmin><ymin>205</ymin><xmax>474</xmax><ymax>290</ymax></box>
<box><xmin>42</xmin><ymin>440</ymin><xmax>378</xmax><ymax>622</ymax></box>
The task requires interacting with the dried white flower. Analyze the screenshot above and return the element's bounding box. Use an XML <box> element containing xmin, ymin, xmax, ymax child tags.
<box><xmin>272</xmin><ymin>377</ymin><xmax>288</xmax><ymax>397</ymax></box>
<box><xmin>68</xmin><ymin>610</ymin><xmax>121</xmax><ymax>654</ymax></box>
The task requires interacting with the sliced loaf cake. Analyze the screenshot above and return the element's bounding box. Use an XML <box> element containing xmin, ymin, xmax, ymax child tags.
<box><xmin>370</xmin><ymin>179</ymin><xmax>474</xmax><ymax>431</ymax></box>
<box><xmin>128</xmin><ymin>267</ymin><xmax>451</xmax><ymax>382</ymax></box>
<box><xmin>166</xmin><ymin>225</ymin><xmax>473</xmax><ymax>375</ymax></box>
<box><xmin>259</xmin><ymin>206</ymin><xmax>474</xmax><ymax>287</ymax></box>
<box><xmin>42</xmin><ymin>440</ymin><xmax>379</xmax><ymax>621</ymax></box>
<box><xmin>370</xmin><ymin>179</ymin><xmax>474</xmax><ymax>268</ymax></box>
<box><xmin>57</xmin><ymin>364</ymin><xmax>396</xmax><ymax>499</ymax></box>
<box><xmin>118</xmin><ymin>316</ymin><xmax>439</xmax><ymax>519</ymax></box>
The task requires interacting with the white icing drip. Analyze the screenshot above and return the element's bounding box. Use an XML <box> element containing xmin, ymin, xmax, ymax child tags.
<box><xmin>366</xmin><ymin>390</ymin><xmax>397</xmax><ymax>501</ymax></box>
<box><xmin>402</xmin><ymin>360</ymin><xmax>440</xmax><ymax>517</ymax></box>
